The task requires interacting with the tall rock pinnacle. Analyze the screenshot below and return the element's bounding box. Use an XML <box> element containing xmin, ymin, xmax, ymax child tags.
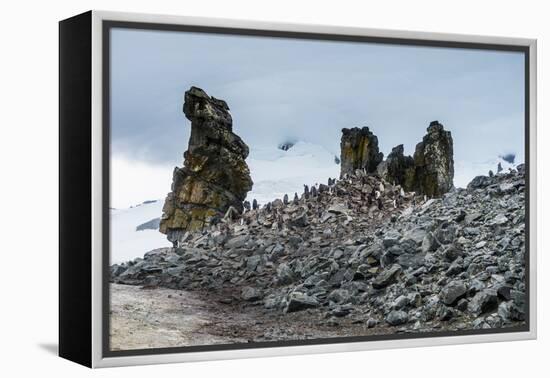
<box><xmin>340</xmin><ymin>127</ymin><xmax>383</xmax><ymax>178</ymax></box>
<box><xmin>410</xmin><ymin>120</ymin><xmax>454</xmax><ymax>197</ymax></box>
<box><xmin>159</xmin><ymin>87</ymin><xmax>253</xmax><ymax>243</ymax></box>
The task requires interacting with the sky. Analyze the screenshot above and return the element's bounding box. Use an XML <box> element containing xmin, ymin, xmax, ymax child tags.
<box><xmin>109</xmin><ymin>28</ymin><xmax>525</xmax><ymax>209</ymax></box>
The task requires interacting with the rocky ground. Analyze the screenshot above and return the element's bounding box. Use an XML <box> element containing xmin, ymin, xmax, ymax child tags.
<box><xmin>110</xmin><ymin>283</ymin><xmax>397</xmax><ymax>350</ymax></box>
<box><xmin>111</xmin><ymin>165</ymin><xmax>526</xmax><ymax>348</ymax></box>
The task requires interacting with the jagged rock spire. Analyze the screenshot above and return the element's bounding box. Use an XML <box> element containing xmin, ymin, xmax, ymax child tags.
<box><xmin>340</xmin><ymin>127</ymin><xmax>383</xmax><ymax>178</ymax></box>
<box><xmin>160</xmin><ymin>87</ymin><xmax>253</xmax><ymax>242</ymax></box>
<box><xmin>410</xmin><ymin>121</ymin><xmax>454</xmax><ymax>197</ymax></box>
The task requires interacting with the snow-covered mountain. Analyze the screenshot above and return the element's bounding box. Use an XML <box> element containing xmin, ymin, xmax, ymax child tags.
<box><xmin>110</xmin><ymin>200</ymin><xmax>171</xmax><ymax>264</ymax></box>
<box><xmin>454</xmin><ymin>155</ymin><xmax>519</xmax><ymax>189</ymax></box>
<box><xmin>246</xmin><ymin>141</ymin><xmax>340</xmax><ymax>205</ymax></box>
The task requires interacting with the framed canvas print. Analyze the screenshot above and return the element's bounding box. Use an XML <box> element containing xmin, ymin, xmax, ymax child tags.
<box><xmin>59</xmin><ymin>10</ymin><xmax>537</xmax><ymax>368</ymax></box>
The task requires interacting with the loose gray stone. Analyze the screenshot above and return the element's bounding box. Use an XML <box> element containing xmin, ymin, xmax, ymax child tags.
<box><xmin>372</xmin><ymin>265</ymin><xmax>401</xmax><ymax>289</ymax></box>
<box><xmin>469</xmin><ymin>290</ymin><xmax>498</xmax><ymax>315</ymax></box>
<box><xmin>241</xmin><ymin>286</ymin><xmax>262</xmax><ymax>301</ymax></box>
<box><xmin>386</xmin><ymin>310</ymin><xmax>409</xmax><ymax>325</ymax></box>
<box><xmin>277</xmin><ymin>263</ymin><xmax>295</xmax><ymax>285</ymax></box>
<box><xmin>225</xmin><ymin>235</ymin><xmax>249</xmax><ymax>249</ymax></box>
<box><xmin>440</xmin><ymin>280</ymin><xmax>468</xmax><ymax>305</ymax></box>
<box><xmin>383</xmin><ymin>231</ymin><xmax>401</xmax><ymax>248</ymax></box>
<box><xmin>285</xmin><ymin>292</ymin><xmax>320</xmax><ymax>313</ymax></box>
<box><xmin>491</xmin><ymin>214</ymin><xmax>509</xmax><ymax>226</ymax></box>
<box><xmin>327</xmin><ymin>289</ymin><xmax>351</xmax><ymax>304</ymax></box>
<box><xmin>328</xmin><ymin>202</ymin><xmax>348</xmax><ymax>215</ymax></box>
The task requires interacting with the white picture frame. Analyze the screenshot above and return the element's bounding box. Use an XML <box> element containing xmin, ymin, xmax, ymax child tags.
<box><xmin>59</xmin><ymin>10</ymin><xmax>537</xmax><ymax>368</ymax></box>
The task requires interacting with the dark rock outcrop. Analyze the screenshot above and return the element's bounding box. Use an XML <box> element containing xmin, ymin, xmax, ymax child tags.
<box><xmin>159</xmin><ymin>87</ymin><xmax>253</xmax><ymax>242</ymax></box>
<box><xmin>376</xmin><ymin>144</ymin><xmax>414</xmax><ymax>187</ymax></box>
<box><xmin>278</xmin><ymin>141</ymin><xmax>295</xmax><ymax>151</ymax></box>
<box><xmin>376</xmin><ymin>121</ymin><xmax>454</xmax><ymax>197</ymax></box>
<box><xmin>409</xmin><ymin>121</ymin><xmax>454</xmax><ymax>197</ymax></box>
<box><xmin>340</xmin><ymin>127</ymin><xmax>383</xmax><ymax>178</ymax></box>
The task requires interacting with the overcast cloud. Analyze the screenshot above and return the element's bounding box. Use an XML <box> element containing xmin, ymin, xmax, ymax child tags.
<box><xmin>109</xmin><ymin>28</ymin><xmax>524</xmax><ymax>208</ymax></box>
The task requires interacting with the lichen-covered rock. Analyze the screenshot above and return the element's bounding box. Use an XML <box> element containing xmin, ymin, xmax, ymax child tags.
<box><xmin>340</xmin><ymin>127</ymin><xmax>383</xmax><ymax>178</ymax></box>
<box><xmin>159</xmin><ymin>87</ymin><xmax>253</xmax><ymax>241</ymax></box>
<box><xmin>376</xmin><ymin>144</ymin><xmax>414</xmax><ymax>187</ymax></box>
<box><xmin>376</xmin><ymin>121</ymin><xmax>454</xmax><ymax>197</ymax></box>
<box><xmin>410</xmin><ymin>121</ymin><xmax>454</xmax><ymax>197</ymax></box>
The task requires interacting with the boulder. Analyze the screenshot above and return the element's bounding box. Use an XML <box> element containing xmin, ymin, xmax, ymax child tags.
<box><xmin>327</xmin><ymin>289</ymin><xmax>351</xmax><ymax>304</ymax></box>
<box><xmin>285</xmin><ymin>292</ymin><xmax>320</xmax><ymax>313</ymax></box>
<box><xmin>498</xmin><ymin>301</ymin><xmax>525</xmax><ymax>321</ymax></box>
<box><xmin>277</xmin><ymin>263</ymin><xmax>295</xmax><ymax>285</ymax></box>
<box><xmin>382</xmin><ymin>230</ymin><xmax>401</xmax><ymax>248</ymax></box>
<box><xmin>469</xmin><ymin>290</ymin><xmax>498</xmax><ymax>315</ymax></box>
<box><xmin>386</xmin><ymin>310</ymin><xmax>409</xmax><ymax>325</ymax></box>
<box><xmin>241</xmin><ymin>286</ymin><xmax>262</xmax><ymax>301</ymax></box>
<box><xmin>372</xmin><ymin>265</ymin><xmax>401</xmax><ymax>289</ymax></box>
<box><xmin>440</xmin><ymin>280</ymin><xmax>468</xmax><ymax>305</ymax></box>
<box><xmin>225</xmin><ymin>235</ymin><xmax>250</xmax><ymax>249</ymax></box>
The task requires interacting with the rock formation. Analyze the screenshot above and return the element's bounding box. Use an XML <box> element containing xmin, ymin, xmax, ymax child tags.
<box><xmin>376</xmin><ymin>144</ymin><xmax>414</xmax><ymax>188</ymax></box>
<box><xmin>376</xmin><ymin>121</ymin><xmax>454</xmax><ymax>197</ymax></box>
<box><xmin>340</xmin><ymin>127</ymin><xmax>383</xmax><ymax>178</ymax></box>
<box><xmin>278</xmin><ymin>141</ymin><xmax>295</xmax><ymax>151</ymax></box>
<box><xmin>409</xmin><ymin>121</ymin><xmax>454</xmax><ymax>197</ymax></box>
<box><xmin>159</xmin><ymin>87</ymin><xmax>253</xmax><ymax>243</ymax></box>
